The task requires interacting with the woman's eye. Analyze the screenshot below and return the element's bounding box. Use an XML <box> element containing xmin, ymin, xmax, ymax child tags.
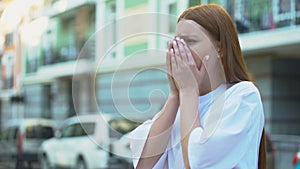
<box><xmin>185</xmin><ymin>39</ymin><xmax>197</xmax><ymax>44</ymax></box>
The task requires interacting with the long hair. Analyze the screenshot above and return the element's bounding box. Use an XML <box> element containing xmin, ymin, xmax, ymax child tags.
<box><xmin>178</xmin><ymin>4</ymin><xmax>266</xmax><ymax>169</ymax></box>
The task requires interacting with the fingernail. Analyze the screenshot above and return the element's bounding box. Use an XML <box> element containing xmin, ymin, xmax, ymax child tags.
<box><xmin>205</xmin><ymin>55</ymin><xmax>209</xmax><ymax>61</ymax></box>
<box><xmin>173</xmin><ymin>40</ymin><xmax>177</xmax><ymax>45</ymax></box>
<box><xmin>176</xmin><ymin>37</ymin><xmax>180</xmax><ymax>41</ymax></box>
<box><xmin>170</xmin><ymin>48</ymin><xmax>174</xmax><ymax>54</ymax></box>
<box><xmin>180</xmin><ymin>38</ymin><xmax>185</xmax><ymax>44</ymax></box>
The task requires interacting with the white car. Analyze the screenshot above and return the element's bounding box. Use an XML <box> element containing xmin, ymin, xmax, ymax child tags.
<box><xmin>39</xmin><ymin>113</ymin><xmax>142</xmax><ymax>169</ymax></box>
<box><xmin>0</xmin><ymin>118</ymin><xmax>55</xmax><ymax>169</ymax></box>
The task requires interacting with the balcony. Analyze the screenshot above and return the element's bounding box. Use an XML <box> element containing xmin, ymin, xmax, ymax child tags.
<box><xmin>223</xmin><ymin>0</ymin><xmax>300</xmax><ymax>57</ymax></box>
<box><xmin>229</xmin><ymin>0</ymin><xmax>300</xmax><ymax>34</ymax></box>
<box><xmin>43</xmin><ymin>0</ymin><xmax>96</xmax><ymax>17</ymax></box>
<box><xmin>41</xmin><ymin>38</ymin><xmax>95</xmax><ymax>66</ymax></box>
<box><xmin>41</xmin><ymin>45</ymin><xmax>77</xmax><ymax>65</ymax></box>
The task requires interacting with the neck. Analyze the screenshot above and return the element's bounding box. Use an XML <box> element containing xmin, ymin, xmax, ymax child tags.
<box><xmin>199</xmin><ymin>73</ymin><xmax>226</xmax><ymax>96</ymax></box>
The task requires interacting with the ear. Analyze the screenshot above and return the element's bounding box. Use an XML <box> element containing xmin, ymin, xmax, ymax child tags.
<box><xmin>216</xmin><ymin>41</ymin><xmax>221</xmax><ymax>49</ymax></box>
<box><xmin>215</xmin><ymin>41</ymin><xmax>221</xmax><ymax>51</ymax></box>
<box><xmin>216</xmin><ymin>41</ymin><xmax>222</xmax><ymax>58</ymax></box>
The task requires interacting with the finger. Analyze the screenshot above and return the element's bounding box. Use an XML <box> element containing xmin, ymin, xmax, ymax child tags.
<box><xmin>176</xmin><ymin>37</ymin><xmax>189</xmax><ymax>63</ymax></box>
<box><xmin>170</xmin><ymin>49</ymin><xmax>177</xmax><ymax>71</ymax></box>
<box><xmin>172</xmin><ymin>39</ymin><xmax>180</xmax><ymax>59</ymax></box>
<box><xmin>167</xmin><ymin>48</ymin><xmax>175</xmax><ymax>72</ymax></box>
<box><xmin>190</xmin><ymin>49</ymin><xmax>202</xmax><ymax>70</ymax></box>
<box><xmin>179</xmin><ymin>38</ymin><xmax>193</xmax><ymax>63</ymax></box>
<box><xmin>168</xmin><ymin>40</ymin><xmax>173</xmax><ymax>51</ymax></box>
<box><xmin>181</xmin><ymin>39</ymin><xmax>196</xmax><ymax>65</ymax></box>
<box><xmin>166</xmin><ymin>50</ymin><xmax>172</xmax><ymax>75</ymax></box>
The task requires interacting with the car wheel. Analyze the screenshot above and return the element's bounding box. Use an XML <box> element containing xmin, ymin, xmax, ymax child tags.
<box><xmin>76</xmin><ymin>158</ymin><xmax>87</xmax><ymax>169</ymax></box>
<box><xmin>40</xmin><ymin>155</ymin><xmax>51</xmax><ymax>169</ymax></box>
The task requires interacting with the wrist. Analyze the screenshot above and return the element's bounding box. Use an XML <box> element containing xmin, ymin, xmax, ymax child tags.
<box><xmin>179</xmin><ymin>88</ymin><xmax>199</xmax><ymax>97</ymax></box>
<box><xmin>169</xmin><ymin>92</ymin><xmax>179</xmax><ymax>100</ymax></box>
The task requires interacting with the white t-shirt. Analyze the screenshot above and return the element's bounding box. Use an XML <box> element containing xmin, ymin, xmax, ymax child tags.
<box><xmin>129</xmin><ymin>81</ymin><xmax>265</xmax><ymax>169</ymax></box>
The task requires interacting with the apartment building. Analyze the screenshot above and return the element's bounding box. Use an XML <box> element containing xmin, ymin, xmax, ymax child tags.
<box><xmin>0</xmin><ymin>0</ymin><xmax>37</xmax><ymax>128</ymax></box>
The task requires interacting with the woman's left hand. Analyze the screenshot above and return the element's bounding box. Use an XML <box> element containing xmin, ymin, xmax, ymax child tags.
<box><xmin>170</xmin><ymin>37</ymin><xmax>207</xmax><ymax>95</ymax></box>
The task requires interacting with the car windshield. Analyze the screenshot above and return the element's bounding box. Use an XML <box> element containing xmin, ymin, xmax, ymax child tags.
<box><xmin>109</xmin><ymin>119</ymin><xmax>141</xmax><ymax>139</ymax></box>
<box><xmin>76</xmin><ymin>123</ymin><xmax>95</xmax><ymax>136</ymax></box>
<box><xmin>61</xmin><ymin>122</ymin><xmax>96</xmax><ymax>138</ymax></box>
<box><xmin>26</xmin><ymin>125</ymin><xmax>54</xmax><ymax>139</ymax></box>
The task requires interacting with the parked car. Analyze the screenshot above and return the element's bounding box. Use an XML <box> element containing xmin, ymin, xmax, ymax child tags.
<box><xmin>39</xmin><ymin>113</ymin><xmax>142</xmax><ymax>169</ymax></box>
<box><xmin>293</xmin><ymin>149</ymin><xmax>300</xmax><ymax>169</ymax></box>
<box><xmin>0</xmin><ymin>118</ymin><xmax>55</xmax><ymax>168</ymax></box>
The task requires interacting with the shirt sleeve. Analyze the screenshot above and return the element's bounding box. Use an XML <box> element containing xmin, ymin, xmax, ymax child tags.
<box><xmin>188</xmin><ymin>84</ymin><xmax>264</xmax><ymax>169</ymax></box>
<box><xmin>129</xmin><ymin>115</ymin><xmax>169</xmax><ymax>169</ymax></box>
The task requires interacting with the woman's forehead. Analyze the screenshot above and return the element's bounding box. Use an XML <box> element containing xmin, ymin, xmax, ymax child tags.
<box><xmin>176</xmin><ymin>19</ymin><xmax>208</xmax><ymax>38</ymax></box>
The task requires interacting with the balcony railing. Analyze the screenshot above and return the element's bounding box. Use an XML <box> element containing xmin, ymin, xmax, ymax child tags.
<box><xmin>40</xmin><ymin>38</ymin><xmax>95</xmax><ymax>66</ymax></box>
<box><xmin>210</xmin><ymin>0</ymin><xmax>300</xmax><ymax>33</ymax></box>
<box><xmin>25</xmin><ymin>38</ymin><xmax>95</xmax><ymax>74</ymax></box>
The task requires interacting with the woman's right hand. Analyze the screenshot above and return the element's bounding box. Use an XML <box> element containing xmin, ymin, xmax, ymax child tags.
<box><xmin>166</xmin><ymin>41</ymin><xmax>179</xmax><ymax>97</ymax></box>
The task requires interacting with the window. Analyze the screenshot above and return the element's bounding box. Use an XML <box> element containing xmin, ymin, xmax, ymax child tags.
<box><xmin>105</xmin><ymin>0</ymin><xmax>117</xmax><ymax>59</ymax></box>
<box><xmin>4</xmin><ymin>33</ymin><xmax>13</xmax><ymax>47</ymax></box>
<box><xmin>2</xmin><ymin>54</ymin><xmax>14</xmax><ymax>89</ymax></box>
<box><xmin>0</xmin><ymin>64</ymin><xmax>2</xmax><ymax>90</ymax></box>
<box><xmin>297</xmin><ymin>0</ymin><xmax>300</xmax><ymax>11</ymax></box>
<box><xmin>42</xmin><ymin>85</ymin><xmax>52</xmax><ymax>118</ymax></box>
<box><xmin>59</xmin><ymin>16</ymin><xmax>77</xmax><ymax>62</ymax></box>
<box><xmin>109</xmin><ymin>119</ymin><xmax>141</xmax><ymax>139</ymax></box>
<box><xmin>26</xmin><ymin>58</ymin><xmax>38</xmax><ymax>73</ymax></box>
<box><xmin>160</xmin><ymin>0</ymin><xmax>177</xmax><ymax>49</ymax></box>
<box><xmin>124</xmin><ymin>0</ymin><xmax>147</xmax><ymax>9</ymax></box>
<box><xmin>274</xmin><ymin>0</ymin><xmax>300</xmax><ymax>27</ymax></box>
<box><xmin>7</xmin><ymin>127</ymin><xmax>18</xmax><ymax>140</ymax></box>
<box><xmin>25</xmin><ymin>46</ymin><xmax>39</xmax><ymax>73</ymax></box>
<box><xmin>26</xmin><ymin>125</ymin><xmax>54</xmax><ymax>139</ymax></box>
<box><xmin>168</xmin><ymin>2</ymin><xmax>177</xmax><ymax>33</ymax></box>
<box><xmin>279</xmin><ymin>0</ymin><xmax>291</xmax><ymax>13</ymax></box>
<box><xmin>41</xmin><ymin>30</ymin><xmax>56</xmax><ymax>65</ymax></box>
<box><xmin>0</xmin><ymin>129</ymin><xmax>9</xmax><ymax>141</ymax></box>
<box><xmin>227</xmin><ymin>0</ymin><xmax>274</xmax><ymax>33</ymax></box>
<box><xmin>61</xmin><ymin>124</ymin><xmax>76</xmax><ymax>138</ymax></box>
<box><xmin>225</xmin><ymin>0</ymin><xmax>235</xmax><ymax>17</ymax></box>
<box><xmin>61</xmin><ymin>122</ymin><xmax>95</xmax><ymax>138</ymax></box>
<box><xmin>74</xmin><ymin>123</ymin><xmax>95</xmax><ymax>137</ymax></box>
<box><xmin>297</xmin><ymin>0</ymin><xmax>300</xmax><ymax>24</ymax></box>
<box><xmin>189</xmin><ymin>0</ymin><xmax>201</xmax><ymax>7</ymax></box>
<box><xmin>207</xmin><ymin>0</ymin><xmax>221</xmax><ymax>4</ymax></box>
<box><xmin>230</xmin><ymin>0</ymin><xmax>252</xmax><ymax>33</ymax></box>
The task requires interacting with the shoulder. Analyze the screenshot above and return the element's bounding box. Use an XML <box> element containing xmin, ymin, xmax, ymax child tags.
<box><xmin>226</xmin><ymin>81</ymin><xmax>261</xmax><ymax>98</ymax></box>
<box><xmin>222</xmin><ymin>81</ymin><xmax>264</xmax><ymax>129</ymax></box>
<box><xmin>224</xmin><ymin>81</ymin><xmax>263</xmax><ymax>112</ymax></box>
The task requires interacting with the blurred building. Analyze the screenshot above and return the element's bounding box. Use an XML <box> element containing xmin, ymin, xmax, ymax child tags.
<box><xmin>0</xmin><ymin>0</ymin><xmax>42</xmax><ymax>129</ymax></box>
<box><xmin>20</xmin><ymin>0</ymin><xmax>97</xmax><ymax>123</ymax></box>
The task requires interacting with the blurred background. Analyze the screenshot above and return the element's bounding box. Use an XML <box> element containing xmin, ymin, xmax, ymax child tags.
<box><xmin>0</xmin><ymin>0</ymin><xmax>300</xmax><ymax>168</ymax></box>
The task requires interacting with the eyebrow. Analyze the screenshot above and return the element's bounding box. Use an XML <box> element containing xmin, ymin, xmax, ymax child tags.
<box><xmin>177</xmin><ymin>34</ymin><xmax>198</xmax><ymax>39</ymax></box>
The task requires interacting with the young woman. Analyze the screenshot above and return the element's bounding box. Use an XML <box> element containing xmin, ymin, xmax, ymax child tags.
<box><xmin>129</xmin><ymin>4</ymin><xmax>266</xmax><ymax>169</ymax></box>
